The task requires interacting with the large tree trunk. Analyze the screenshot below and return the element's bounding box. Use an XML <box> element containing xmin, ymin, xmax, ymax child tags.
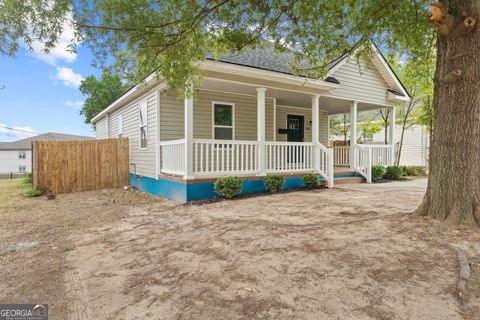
<box><xmin>416</xmin><ymin>0</ymin><xmax>480</xmax><ymax>226</ymax></box>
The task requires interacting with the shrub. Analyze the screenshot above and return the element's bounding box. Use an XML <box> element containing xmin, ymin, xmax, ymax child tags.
<box><xmin>25</xmin><ymin>186</ymin><xmax>42</xmax><ymax>197</ymax></box>
<box><xmin>371</xmin><ymin>165</ymin><xmax>386</xmax><ymax>181</ymax></box>
<box><xmin>385</xmin><ymin>165</ymin><xmax>403</xmax><ymax>180</ymax></box>
<box><xmin>264</xmin><ymin>175</ymin><xmax>284</xmax><ymax>192</ymax></box>
<box><xmin>402</xmin><ymin>166</ymin><xmax>427</xmax><ymax>176</ymax></box>
<box><xmin>303</xmin><ymin>173</ymin><xmax>321</xmax><ymax>189</ymax></box>
<box><xmin>214</xmin><ymin>176</ymin><xmax>243</xmax><ymax>199</ymax></box>
<box><xmin>22</xmin><ymin>173</ymin><xmax>33</xmax><ymax>185</ymax></box>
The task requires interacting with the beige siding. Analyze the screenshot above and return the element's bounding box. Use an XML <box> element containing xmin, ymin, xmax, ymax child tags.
<box><xmin>160</xmin><ymin>90</ymin><xmax>184</xmax><ymax>141</ymax></box>
<box><xmin>0</xmin><ymin>150</ymin><xmax>32</xmax><ymax>174</ymax></box>
<box><xmin>275</xmin><ymin>106</ymin><xmax>329</xmax><ymax>145</ymax></box>
<box><xmin>95</xmin><ymin>89</ymin><xmax>159</xmax><ymax>178</ymax></box>
<box><xmin>330</xmin><ymin>58</ymin><xmax>390</xmax><ymax>106</ymax></box>
<box><xmin>95</xmin><ymin>118</ymin><xmax>107</xmax><ymax>139</ymax></box>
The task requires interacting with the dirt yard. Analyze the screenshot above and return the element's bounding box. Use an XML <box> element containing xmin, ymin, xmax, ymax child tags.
<box><xmin>0</xmin><ymin>178</ymin><xmax>479</xmax><ymax>320</ymax></box>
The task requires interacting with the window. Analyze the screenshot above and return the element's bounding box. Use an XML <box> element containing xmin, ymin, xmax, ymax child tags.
<box><xmin>139</xmin><ymin>100</ymin><xmax>148</xmax><ymax>149</ymax></box>
<box><xmin>18</xmin><ymin>166</ymin><xmax>26</xmax><ymax>173</ymax></box>
<box><xmin>18</xmin><ymin>151</ymin><xmax>26</xmax><ymax>159</ymax></box>
<box><xmin>213</xmin><ymin>103</ymin><xmax>234</xmax><ymax>140</ymax></box>
<box><xmin>118</xmin><ymin>114</ymin><xmax>123</xmax><ymax>138</ymax></box>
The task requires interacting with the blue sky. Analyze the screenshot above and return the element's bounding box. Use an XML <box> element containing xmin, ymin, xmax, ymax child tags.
<box><xmin>0</xmin><ymin>25</ymin><xmax>101</xmax><ymax>142</ymax></box>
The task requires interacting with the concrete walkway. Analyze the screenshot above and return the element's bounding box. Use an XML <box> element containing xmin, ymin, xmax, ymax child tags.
<box><xmin>340</xmin><ymin>177</ymin><xmax>428</xmax><ymax>192</ymax></box>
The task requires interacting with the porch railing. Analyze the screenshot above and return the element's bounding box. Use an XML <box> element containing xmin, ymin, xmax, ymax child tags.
<box><xmin>192</xmin><ymin>139</ymin><xmax>258</xmax><ymax>176</ymax></box>
<box><xmin>265</xmin><ymin>141</ymin><xmax>314</xmax><ymax>173</ymax></box>
<box><xmin>160</xmin><ymin>139</ymin><xmax>186</xmax><ymax>175</ymax></box>
<box><xmin>159</xmin><ymin>139</ymin><xmax>334</xmax><ymax>186</ymax></box>
<box><xmin>362</xmin><ymin>144</ymin><xmax>392</xmax><ymax>167</ymax></box>
<box><xmin>352</xmin><ymin>144</ymin><xmax>372</xmax><ymax>183</ymax></box>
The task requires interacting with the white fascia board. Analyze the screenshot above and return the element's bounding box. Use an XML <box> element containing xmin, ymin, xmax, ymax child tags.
<box><xmin>91</xmin><ymin>73</ymin><xmax>166</xmax><ymax>123</ymax></box>
<box><xmin>387</xmin><ymin>91</ymin><xmax>410</xmax><ymax>102</ymax></box>
<box><xmin>370</xmin><ymin>44</ymin><xmax>410</xmax><ymax>101</ymax></box>
<box><xmin>199</xmin><ymin>60</ymin><xmax>339</xmax><ymax>91</ymax></box>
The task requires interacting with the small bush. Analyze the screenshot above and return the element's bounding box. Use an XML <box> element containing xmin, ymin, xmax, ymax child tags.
<box><xmin>22</xmin><ymin>173</ymin><xmax>33</xmax><ymax>185</ymax></box>
<box><xmin>303</xmin><ymin>173</ymin><xmax>321</xmax><ymax>189</ymax></box>
<box><xmin>385</xmin><ymin>165</ymin><xmax>403</xmax><ymax>180</ymax></box>
<box><xmin>214</xmin><ymin>176</ymin><xmax>243</xmax><ymax>199</ymax></box>
<box><xmin>371</xmin><ymin>165</ymin><xmax>386</xmax><ymax>181</ymax></box>
<box><xmin>264</xmin><ymin>175</ymin><xmax>284</xmax><ymax>192</ymax></box>
<box><xmin>25</xmin><ymin>186</ymin><xmax>42</xmax><ymax>197</ymax></box>
<box><xmin>402</xmin><ymin>166</ymin><xmax>427</xmax><ymax>176</ymax></box>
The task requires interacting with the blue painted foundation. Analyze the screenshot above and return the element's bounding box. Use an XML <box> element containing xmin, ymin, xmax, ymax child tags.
<box><xmin>129</xmin><ymin>172</ymin><xmax>362</xmax><ymax>203</ymax></box>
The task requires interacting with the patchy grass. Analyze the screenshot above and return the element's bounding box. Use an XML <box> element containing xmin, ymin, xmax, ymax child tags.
<box><xmin>0</xmin><ymin>179</ymin><xmax>31</xmax><ymax>209</ymax></box>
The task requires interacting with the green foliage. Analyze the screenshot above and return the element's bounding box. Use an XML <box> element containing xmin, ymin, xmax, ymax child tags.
<box><xmin>371</xmin><ymin>165</ymin><xmax>386</xmax><ymax>181</ymax></box>
<box><xmin>22</xmin><ymin>173</ymin><xmax>33</xmax><ymax>185</ymax></box>
<box><xmin>25</xmin><ymin>186</ymin><xmax>42</xmax><ymax>197</ymax></box>
<box><xmin>385</xmin><ymin>166</ymin><xmax>403</xmax><ymax>180</ymax></box>
<box><xmin>79</xmin><ymin>71</ymin><xmax>129</xmax><ymax>124</ymax></box>
<box><xmin>264</xmin><ymin>175</ymin><xmax>284</xmax><ymax>192</ymax></box>
<box><xmin>303</xmin><ymin>173</ymin><xmax>321</xmax><ymax>189</ymax></box>
<box><xmin>401</xmin><ymin>166</ymin><xmax>427</xmax><ymax>176</ymax></box>
<box><xmin>329</xmin><ymin>114</ymin><xmax>350</xmax><ymax>141</ymax></box>
<box><xmin>214</xmin><ymin>176</ymin><xmax>242</xmax><ymax>199</ymax></box>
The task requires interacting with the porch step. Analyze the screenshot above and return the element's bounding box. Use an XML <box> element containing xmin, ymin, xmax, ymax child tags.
<box><xmin>333</xmin><ymin>170</ymin><xmax>365</xmax><ymax>185</ymax></box>
<box><xmin>333</xmin><ymin>176</ymin><xmax>365</xmax><ymax>185</ymax></box>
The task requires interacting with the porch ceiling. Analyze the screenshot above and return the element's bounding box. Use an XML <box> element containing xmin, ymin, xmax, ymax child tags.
<box><xmin>199</xmin><ymin>78</ymin><xmax>388</xmax><ymax>114</ymax></box>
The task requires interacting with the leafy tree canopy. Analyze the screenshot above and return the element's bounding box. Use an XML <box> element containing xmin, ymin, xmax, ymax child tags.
<box><xmin>79</xmin><ymin>71</ymin><xmax>129</xmax><ymax>124</ymax></box>
<box><xmin>1</xmin><ymin>0</ymin><xmax>436</xmax><ymax>95</ymax></box>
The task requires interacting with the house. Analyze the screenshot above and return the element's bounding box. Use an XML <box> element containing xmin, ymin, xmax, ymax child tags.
<box><xmin>92</xmin><ymin>44</ymin><xmax>410</xmax><ymax>203</ymax></box>
<box><xmin>372</xmin><ymin>124</ymin><xmax>429</xmax><ymax>166</ymax></box>
<box><xmin>0</xmin><ymin>132</ymin><xmax>92</xmax><ymax>178</ymax></box>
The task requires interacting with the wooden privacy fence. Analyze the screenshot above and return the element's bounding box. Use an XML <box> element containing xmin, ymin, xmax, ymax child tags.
<box><xmin>32</xmin><ymin>138</ymin><xmax>129</xmax><ymax>194</ymax></box>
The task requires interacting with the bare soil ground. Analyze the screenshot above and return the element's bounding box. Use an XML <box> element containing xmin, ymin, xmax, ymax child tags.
<box><xmin>1</xmin><ymin>179</ymin><xmax>479</xmax><ymax>320</ymax></box>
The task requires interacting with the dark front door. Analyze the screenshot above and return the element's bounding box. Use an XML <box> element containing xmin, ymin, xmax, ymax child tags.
<box><xmin>287</xmin><ymin>115</ymin><xmax>304</xmax><ymax>142</ymax></box>
<box><xmin>287</xmin><ymin>115</ymin><xmax>304</xmax><ymax>163</ymax></box>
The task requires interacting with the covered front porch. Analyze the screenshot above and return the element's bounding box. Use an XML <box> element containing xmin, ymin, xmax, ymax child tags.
<box><xmin>158</xmin><ymin>73</ymin><xmax>398</xmax><ymax>187</ymax></box>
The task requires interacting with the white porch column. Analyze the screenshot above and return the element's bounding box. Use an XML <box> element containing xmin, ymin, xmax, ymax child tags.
<box><xmin>257</xmin><ymin>87</ymin><xmax>267</xmax><ymax>176</ymax></box>
<box><xmin>388</xmin><ymin>105</ymin><xmax>396</xmax><ymax>165</ymax></box>
<box><xmin>184</xmin><ymin>89</ymin><xmax>194</xmax><ymax>180</ymax></box>
<box><xmin>311</xmin><ymin>94</ymin><xmax>320</xmax><ymax>172</ymax></box>
<box><xmin>350</xmin><ymin>101</ymin><xmax>358</xmax><ymax>170</ymax></box>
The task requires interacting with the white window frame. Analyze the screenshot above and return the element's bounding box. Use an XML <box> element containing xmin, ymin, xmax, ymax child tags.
<box><xmin>18</xmin><ymin>165</ymin><xmax>26</xmax><ymax>173</ymax></box>
<box><xmin>139</xmin><ymin>99</ymin><xmax>148</xmax><ymax>150</ymax></box>
<box><xmin>18</xmin><ymin>151</ymin><xmax>26</xmax><ymax>159</ymax></box>
<box><xmin>212</xmin><ymin>101</ymin><xmax>235</xmax><ymax>140</ymax></box>
<box><xmin>118</xmin><ymin>113</ymin><xmax>123</xmax><ymax>138</ymax></box>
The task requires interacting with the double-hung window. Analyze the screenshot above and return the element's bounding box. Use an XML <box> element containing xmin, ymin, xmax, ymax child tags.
<box><xmin>213</xmin><ymin>103</ymin><xmax>234</xmax><ymax>140</ymax></box>
<box><xmin>139</xmin><ymin>99</ymin><xmax>148</xmax><ymax>149</ymax></box>
<box><xmin>18</xmin><ymin>166</ymin><xmax>26</xmax><ymax>173</ymax></box>
<box><xmin>18</xmin><ymin>151</ymin><xmax>26</xmax><ymax>159</ymax></box>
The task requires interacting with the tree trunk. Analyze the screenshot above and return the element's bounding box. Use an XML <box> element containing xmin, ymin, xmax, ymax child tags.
<box><xmin>416</xmin><ymin>0</ymin><xmax>480</xmax><ymax>227</ymax></box>
<box><xmin>396</xmin><ymin>123</ymin><xmax>406</xmax><ymax>166</ymax></box>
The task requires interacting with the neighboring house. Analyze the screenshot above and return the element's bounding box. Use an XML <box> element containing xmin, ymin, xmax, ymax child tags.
<box><xmin>0</xmin><ymin>132</ymin><xmax>92</xmax><ymax>178</ymax></box>
<box><xmin>92</xmin><ymin>44</ymin><xmax>410</xmax><ymax>203</ymax></box>
<box><xmin>372</xmin><ymin>124</ymin><xmax>429</xmax><ymax>166</ymax></box>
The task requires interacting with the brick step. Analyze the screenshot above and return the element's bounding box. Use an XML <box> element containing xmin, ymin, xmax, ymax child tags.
<box><xmin>333</xmin><ymin>176</ymin><xmax>365</xmax><ymax>185</ymax></box>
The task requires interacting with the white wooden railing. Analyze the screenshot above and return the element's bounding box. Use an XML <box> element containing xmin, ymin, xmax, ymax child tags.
<box><xmin>160</xmin><ymin>139</ymin><xmax>186</xmax><ymax>175</ymax></box>
<box><xmin>361</xmin><ymin>144</ymin><xmax>392</xmax><ymax>167</ymax></box>
<box><xmin>265</xmin><ymin>142</ymin><xmax>314</xmax><ymax>173</ymax></box>
<box><xmin>159</xmin><ymin>139</ymin><xmax>334</xmax><ymax>187</ymax></box>
<box><xmin>352</xmin><ymin>144</ymin><xmax>372</xmax><ymax>183</ymax></box>
<box><xmin>192</xmin><ymin>139</ymin><xmax>258</xmax><ymax>176</ymax></box>
<box><xmin>317</xmin><ymin>143</ymin><xmax>334</xmax><ymax>187</ymax></box>
<box><xmin>332</xmin><ymin>146</ymin><xmax>350</xmax><ymax>167</ymax></box>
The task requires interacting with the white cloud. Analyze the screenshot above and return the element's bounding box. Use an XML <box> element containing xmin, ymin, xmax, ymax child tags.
<box><xmin>0</xmin><ymin>123</ymin><xmax>38</xmax><ymax>140</ymax></box>
<box><xmin>50</xmin><ymin>67</ymin><xmax>83</xmax><ymax>88</ymax></box>
<box><xmin>65</xmin><ymin>100</ymin><xmax>84</xmax><ymax>110</ymax></box>
<box><xmin>30</xmin><ymin>13</ymin><xmax>78</xmax><ymax>65</ymax></box>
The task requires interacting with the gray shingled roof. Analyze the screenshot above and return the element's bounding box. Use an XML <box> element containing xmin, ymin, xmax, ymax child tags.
<box><xmin>0</xmin><ymin>132</ymin><xmax>93</xmax><ymax>150</ymax></box>
<box><xmin>205</xmin><ymin>46</ymin><xmax>311</xmax><ymax>76</ymax></box>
